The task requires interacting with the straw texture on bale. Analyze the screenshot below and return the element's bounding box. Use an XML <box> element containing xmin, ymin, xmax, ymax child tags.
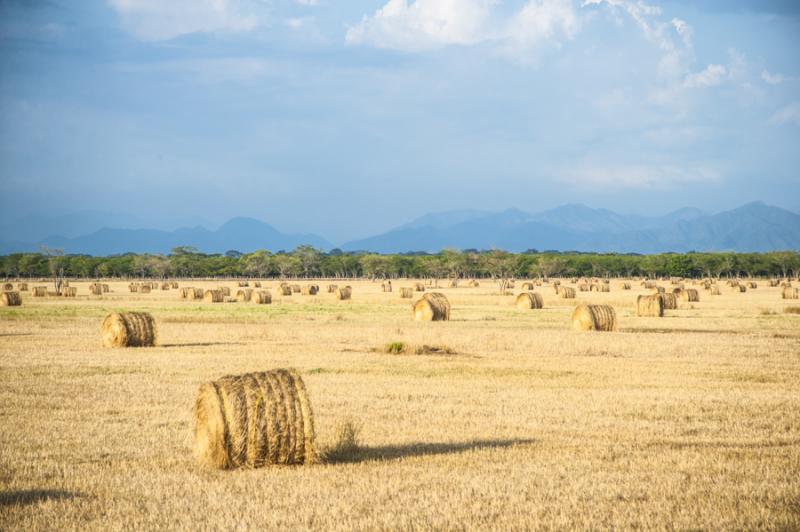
<box><xmin>399</xmin><ymin>287</ymin><xmax>413</xmax><ymax>298</ymax></box>
<box><xmin>171</xmin><ymin>282</ymin><xmax>179</xmax><ymax>289</ymax></box>
<box><xmin>710</xmin><ymin>286</ymin><xmax>721</xmax><ymax>295</ymax></box>
<box><xmin>661</xmin><ymin>293</ymin><xmax>678</xmax><ymax>310</ymax></box>
<box><xmin>251</xmin><ymin>290</ymin><xmax>272</xmax><ymax>304</ymax></box>
<box><xmin>16</xmin><ymin>282</ymin><xmax>28</xmax><ymax>291</ymax></box>
<box><xmin>129</xmin><ymin>284</ymin><xmax>139</xmax><ymax>293</ymax></box>
<box><xmin>101</xmin><ymin>312</ymin><xmax>157</xmax><ymax>348</ymax></box>
<box><xmin>467</xmin><ymin>280</ymin><xmax>479</xmax><ymax>287</ymax></box>
<box><xmin>382</xmin><ymin>281</ymin><xmax>392</xmax><ymax>292</ymax></box>
<box><xmin>219</xmin><ymin>287</ymin><xmax>231</xmax><ymax>296</ymax></box>
<box><xmin>642</xmin><ymin>281</ymin><xmax>656</xmax><ymax>289</ymax></box>
<box><xmin>101</xmin><ymin>284</ymin><xmax>109</xmax><ymax>293</ymax></box>
<box><xmin>736</xmin><ymin>285</ymin><xmax>747</xmax><ymax>293</ymax></box>
<box><xmin>280</xmin><ymin>285</ymin><xmax>292</xmax><ymax>296</ymax></box>
<box><xmin>236</xmin><ymin>289</ymin><xmax>253</xmax><ymax>302</ymax></box>
<box><xmin>579</xmin><ymin>284</ymin><xmax>589</xmax><ymax>292</ymax></box>
<box><xmin>204</xmin><ymin>289</ymin><xmax>224</xmax><ymax>303</ymax></box>
<box><xmin>521</xmin><ymin>282</ymin><xmax>534</xmax><ymax>290</ymax></box>
<box><xmin>448</xmin><ymin>279</ymin><xmax>459</xmax><ymax>288</ymax></box>
<box><xmin>62</xmin><ymin>287</ymin><xmax>77</xmax><ymax>297</ymax></box>
<box><xmin>596</xmin><ymin>283</ymin><xmax>610</xmax><ymax>293</ymax></box>
<box><xmin>238</xmin><ymin>281</ymin><xmax>249</xmax><ymax>287</ymax></box>
<box><xmin>253</xmin><ymin>281</ymin><xmax>261</xmax><ymax>288</ymax></box>
<box><xmin>1</xmin><ymin>291</ymin><xmax>21</xmax><ymax>306</ymax></box>
<box><xmin>572</xmin><ymin>304</ymin><xmax>618</xmax><ymax>332</ymax></box>
<box><xmin>140</xmin><ymin>285</ymin><xmax>151</xmax><ymax>294</ymax></box>
<box><xmin>622</xmin><ymin>283</ymin><xmax>631</xmax><ymax>290</ymax></box>
<box><xmin>89</xmin><ymin>283</ymin><xmax>102</xmax><ymax>295</ymax></box>
<box><xmin>747</xmin><ymin>282</ymin><xmax>757</xmax><ymax>289</ymax></box>
<box><xmin>2</xmin><ymin>283</ymin><xmax>13</xmax><ymax>291</ymax></box>
<box><xmin>636</xmin><ymin>294</ymin><xmax>664</xmax><ymax>317</ymax></box>
<box><xmin>414</xmin><ymin>282</ymin><xmax>426</xmax><ymax>292</ymax></box>
<box><xmin>515</xmin><ymin>292</ymin><xmax>543</xmax><ymax>310</ymax></box>
<box><xmin>291</xmin><ymin>284</ymin><xmax>301</xmax><ymax>293</ymax></box>
<box><xmin>161</xmin><ymin>283</ymin><xmax>170</xmax><ymax>290</ymax></box>
<box><xmin>559</xmin><ymin>286</ymin><xmax>576</xmax><ymax>299</ymax></box>
<box><xmin>301</xmin><ymin>285</ymin><xmax>319</xmax><ymax>296</ymax></box>
<box><xmin>179</xmin><ymin>287</ymin><xmax>190</xmax><ymax>299</ymax></box>
<box><xmin>327</xmin><ymin>284</ymin><xmax>338</xmax><ymax>293</ymax></box>
<box><xmin>193</xmin><ymin>369</ymin><xmax>316</xmax><ymax>470</ymax></box>
<box><xmin>680</xmin><ymin>288</ymin><xmax>700</xmax><ymax>302</ymax></box>
<box><xmin>32</xmin><ymin>287</ymin><xmax>46</xmax><ymax>297</ymax></box>
<box><xmin>783</xmin><ymin>287</ymin><xmax>799</xmax><ymax>300</ymax></box>
<box><xmin>413</xmin><ymin>292</ymin><xmax>451</xmax><ymax>321</ymax></box>
<box><xmin>188</xmin><ymin>288</ymin><xmax>204</xmax><ymax>300</ymax></box>
<box><xmin>335</xmin><ymin>286</ymin><xmax>352</xmax><ymax>300</ymax></box>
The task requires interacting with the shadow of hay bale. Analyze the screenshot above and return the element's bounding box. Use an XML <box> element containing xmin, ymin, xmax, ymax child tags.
<box><xmin>0</xmin><ymin>489</ymin><xmax>82</xmax><ymax>507</ymax></box>
<box><xmin>325</xmin><ymin>438</ymin><xmax>537</xmax><ymax>464</ymax></box>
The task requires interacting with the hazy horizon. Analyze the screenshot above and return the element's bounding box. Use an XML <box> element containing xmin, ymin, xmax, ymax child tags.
<box><xmin>1</xmin><ymin>0</ymin><xmax>799</xmax><ymax>243</ymax></box>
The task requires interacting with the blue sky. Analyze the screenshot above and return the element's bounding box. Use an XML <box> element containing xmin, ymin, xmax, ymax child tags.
<box><xmin>0</xmin><ymin>0</ymin><xmax>798</xmax><ymax>242</ymax></box>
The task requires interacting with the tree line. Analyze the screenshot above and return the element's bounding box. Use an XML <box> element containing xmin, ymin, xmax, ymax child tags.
<box><xmin>1</xmin><ymin>246</ymin><xmax>798</xmax><ymax>280</ymax></box>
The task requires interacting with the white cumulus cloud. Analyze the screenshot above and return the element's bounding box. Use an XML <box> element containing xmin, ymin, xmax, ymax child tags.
<box><xmin>769</xmin><ymin>102</ymin><xmax>800</xmax><ymax>126</ymax></box>
<box><xmin>108</xmin><ymin>0</ymin><xmax>258</xmax><ymax>41</ymax></box>
<box><xmin>761</xmin><ymin>70</ymin><xmax>786</xmax><ymax>85</ymax></box>
<box><xmin>683</xmin><ymin>64</ymin><xmax>726</xmax><ymax>88</ymax></box>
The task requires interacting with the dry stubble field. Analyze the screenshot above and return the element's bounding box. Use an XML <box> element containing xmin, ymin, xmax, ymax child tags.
<box><xmin>1</xmin><ymin>279</ymin><xmax>799</xmax><ymax>530</ymax></box>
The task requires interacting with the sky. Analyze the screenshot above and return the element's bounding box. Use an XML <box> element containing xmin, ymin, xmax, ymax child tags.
<box><xmin>0</xmin><ymin>0</ymin><xmax>798</xmax><ymax>243</ymax></box>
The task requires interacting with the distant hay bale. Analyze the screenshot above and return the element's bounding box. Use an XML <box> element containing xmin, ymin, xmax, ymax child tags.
<box><xmin>1</xmin><ymin>291</ymin><xmax>21</xmax><ymax>306</ymax></box>
<box><xmin>140</xmin><ymin>285</ymin><xmax>151</xmax><ymax>294</ymax></box>
<box><xmin>747</xmin><ymin>281</ymin><xmax>757</xmax><ymax>289</ymax></box>
<box><xmin>578</xmin><ymin>284</ymin><xmax>589</xmax><ymax>292</ymax></box>
<box><xmin>679</xmin><ymin>288</ymin><xmax>699</xmax><ymax>302</ymax></box>
<box><xmin>449</xmin><ymin>279</ymin><xmax>459</xmax><ymax>288</ymax></box>
<box><xmin>515</xmin><ymin>292</ymin><xmax>543</xmax><ymax>310</ymax></box>
<box><xmin>253</xmin><ymin>281</ymin><xmax>261</xmax><ymax>288</ymax></box>
<box><xmin>467</xmin><ymin>280</ymin><xmax>479</xmax><ymax>287</ymax></box>
<box><xmin>2</xmin><ymin>283</ymin><xmax>13</xmax><ymax>291</ymax></box>
<box><xmin>327</xmin><ymin>284</ymin><xmax>338</xmax><ymax>293</ymax></box>
<box><xmin>782</xmin><ymin>287</ymin><xmax>799</xmax><ymax>300</ymax></box>
<box><xmin>661</xmin><ymin>293</ymin><xmax>678</xmax><ymax>310</ymax></box>
<box><xmin>636</xmin><ymin>294</ymin><xmax>663</xmax><ymax>317</ymax></box>
<box><xmin>521</xmin><ymin>282</ymin><xmax>534</xmax><ymax>290</ymax></box>
<box><xmin>62</xmin><ymin>287</ymin><xmax>77</xmax><ymax>297</ymax></box>
<box><xmin>171</xmin><ymin>282</ymin><xmax>179</xmax><ymax>289</ymax></box>
<box><xmin>399</xmin><ymin>287</ymin><xmax>413</xmax><ymax>298</ymax></box>
<box><xmin>559</xmin><ymin>286</ymin><xmax>576</xmax><ymax>299</ymax></box>
<box><xmin>302</xmin><ymin>285</ymin><xmax>319</xmax><ymax>296</ymax></box>
<box><xmin>236</xmin><ymin>289</ymin><xmax>253</xmax><ymax>302</ymax></box>
<box><xmin>32</xmin><ymin>287</ymin><xmax>47</xmax><ymax>297</ymax></box>
<box><xmin>204</xmin><ymin>289</ymin><xmax>224</xmax><ymax>303</ymax></box>
<box><xmin>188</xmin><ymin>288</ymin><xmax>204</xmax><ymax>300</ymax></box>
<box><xmin>710</xmin><ymin>285</ymin><xmax>721</xmax><ymax>296</ymax></box>
<box><xmin>769</xmin><ymin>279</ymin><xmax>780</xmax><ymax>287</ymax></box>
<box><xmin>179</xmin><ymin>287</ymin><xmax>190</xmax><ymax>299</ymax></box>
<box><xmin>16</xmin><ymin>282</ymin><xmax>28</xmax><ymax>291</ymax></box>
<box><xmin>161</xmin><ymin>282</ymin><xmax>170</xmax><ymax>290</ymax></box>
<box><xmin>382</xmin><ymin>281</ymin><xmax>392</xmax><ymax>292</ymax></box>
<box><xmin>238</xmin><ymin>281</ymin><xmax>249</xmax><ymax>287</ymax></box>
<box><xmin>291</xmin><ymin>284</ymin><xmax>301</xmax><ymax>294</ymax></box>
<box><xmin>414</xmin><ymin>282</ymin><xmax>425</xmax><ymax>292</ymax></box>
<box><xmin>280</xmin><ymin>285</ymin><xmax>292</xmax><ymax>296</ymax></box>
<box><xmin>219</xmin><ymin>287</ymin><xmax>231</xmax><ymax>296</ymax></box>
<box><xmin>129</xmin><ymin>283</ymin><xmax>139</xmax><ymax>293</ymax></box>
<box><xmin>642</xmin><ymin>281</ymin><xmax>656</xmax><ymax>289</ymax></box>
<box><xmin>89</xmin><ymin>283</ymin><xmax>103</xmax><ymax>296</ymax></box>
<box><xmin>193</xmin><ymin>368</ymin><xmax>316</xmax><ymax>469</ymax></box>
<box><xmin>413</xmin><ymin>292</ymin><xmax>451</xmax><ymax>321</ymax></box>
<box><xmin>251</xmin><ymin>290</ymin><xmax>272</xmax><ymax>304</ymax></box>
<box><xmin>102</xmin><ymin>284</ymin><xmax>109</xmax><ymax>293</ymax></box>
<box><xmin>735</xmin><ymin>285</ymin><xmax>747</xmax><ymax>293</ymax></box>
<box><xmin>622</xmin><ymin>282</ymin><xmax>631</xmax><ymax>290</ymax></box>
<box><xmin>652</xmin><ymin>286</ymin><xmax>665</xmax><ymax>294</ymax></box>
<box><xmin>571</xmin><ymin>304</ymin><xmax>617</xmax><ymax>332</ymax></box>
<box><xmin>335</xmin><ymin>286</ymin><xmax>352</xmax><ymax>300</ymax></box>
<box><xmin>597</xmin><ymin>283</ymin><xmax>610</xmax><ymax>293</ymax></box>
<box><xmin>101</xmin><ymin>312</ymin><xmax>157</xmax><ymax>348</ymax></box>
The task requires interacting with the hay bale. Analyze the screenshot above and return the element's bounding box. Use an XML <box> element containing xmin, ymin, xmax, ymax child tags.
<box><xmin>280</xmin><ymin>285</ymin><xmax>292</xmax><ymax>296</ymax></box>
<box><xmin>414</xmin><ymin>282</ymin><xmax>426</xmax><ymax>292</ymax></box>
<box><xmin>515</xmin><ymin>292</ymin><xmax>543</xmax><ymax>310</ymax></box>
<box><xmin>413</xmin><ymin>292</ymin><xmax>451</xmax><ymax>321</ymax></box>
<box><xmin>642</xmin><ymin>281</ymin><xmax>656</xmax><ymax>289</ymax></box>
<box><xmin>327</xmin><ymin>284</ymin><xmax>338</xmax><ymax>293</ymax></box>
<box><xmin>597</xmin><ymin>283</ymin><xmax>610</xmax><ymax>293</ymax></box>
<box><xmin>2</xmin><ymin>283</ymin><xmax>13</xmax><ymax>291</ymax></box>
<box><xmin>204</xmin><ymin>289</ymin><xmax>224</xmax><ymax>303</ymax></box>
<box><xmin>769</xmin><ymin>279</ymin><xmax>780</xmax><ymax>287</ymax></box>
<box><xmin>236</xmin><ymin>289</ymin><xmax>253</xmax><ymax>302</ymax></box>
<box><xmin>521</xmin><ymin>282</ymin><xmax>534</xmax><ymax>290</ymax></box>
<box><xmin>161</xmin><ymin>282</ymin><xmax>170</xmax><ymax>290</ymax></box>
<box><xmin>140</xmin><ymin>285</ymin><xmax>151</xmax><ymax>294</ymax></box>
<box><xmin>661</xmin><ymin>293</ymin><xmax>678</xmax><ymax>310</ymax></box>
<box><xmin>382</xmin><ymin>281</ymin><xmax>393</xmax><ymax>292</ymax></box>
<box><xmin>335</xmin><ymin>286</ymin><xmax>352</xmax><ymax>300</ymax></box>
<box><xmin>187</xmin><ymin>288</ymin><xmax>204</xmax><ymax>300</ymax></box>
<box><xmin>193</xmin><ymin>368</ymin><xmax>316</xmax><ymax>469</ymax></box>
<box><xmin>679</xmin><ymin>288</ymin><xmax>699</xmax><ymax>302</ymax></box>
<box><xmin>710</xmin><ymin>285</ymin><xmax>721</xmax><ymax>296</ymax></box>
<box><xmin>291</xmin><ymin>284</ymin><xmax>301</xmax><ymax>293</ymax></box>
<box><xmin>571</xmin><ymin>304</ymin><xmax>617</xmax><ymax>332</ymax></box>
<box><xmin>129</xmin><ymin>283</ymin><xmax>139</xmax><ymax>293</ymax></box>
<box><xmin>89</xmin><ymin>283</ymin><xmax>102</xmax><ymax>295</ymax></box>
<box><xmin>219</xmin><ymin>287</ymin><xmax>231</xmax><ymax>296</ymax></box>
<box><xmin>736</xmin><ymin>285</ymin><xmax>747</xmax><ymax>293</ymax></box>
<box><xmin>636</xmin><ymin>294</ymin><xmax>663</xmax><ymax>317</ymax></box>
<box><xmin>62</xmin><ymin>287</ymin><xmax>77</xmax><ymax>297</ymax></box>
<box><xmin>238</xmin><ymin>281</ymin><xmax>249</xmax><ymax>287</ymax></box>
<box><xmin>17</xmin><ymin>282</ymin><xmax>28</xmax><ymax>291</ymax></box>
<box><xmin>578</xmin><ymin>284</ymin><xmax>589</xmax><ymax>292</ymax></box>
<box><xmin>1</xmin><ymin>291</ymin><xmax>21</xmax><ymax>306</ymax></box>
<box><xmin>171</xmin><ymin>282</ymin><xmax>179</xmax><ymax>289</ymax></box>
<box><xmin>467</xmin><ymin>280</ymin><xmax>479</xmax><ymax>287</ymax></box>
<box><xmin>101</xmin><ymin>312</ymin><xmax>157</xmax><ymax>348</ymax></box>
<box><xmin>253</xmin><ymin>281</ymin><xmax>261</xmax><ymax>288</ymax></box>
<box><xmin>622</xmin><ymin>282</ymin><xmax>631</xmax><ymax>290</ymax></box>
<box><xmin>301</xmin><ymin>285</ymin><xmax>319</xmax><ymax>296</ymax></box>
<box><xmin>179</xmin><ymin>287</ymin><xmax>190</xmax><ymax>299</ymax></box>
<box><xmin>399</xmin><ymin>287</ymin><xmax>414</xmax><ymax>298</ymax></box>
<box><xmin>251</xmin><ymin>290</ymin><xmax>272</xmax><ymax>304</ymax></box>
<box><xmin>32</xmin><ymin>287</ymin><xmax>47</xmax><ymax>297</ymax></box>
<box><xmin>559</xmin><ymin>286</ymin><xmax>576</xmax><ymax>299</ymax></box>
<box><xmin>782</xmin><ymin>287</ymin><xmax>799</xmax><ymax>300</ymax></box>
<box><xmin>747</xmin><ymin>281</ymin><xmax>757</xmax><ymax>289</ymax></box>
<box><xmin>102</xmin><ymin>284</ymin><xmax>109</xmax><ymax>293</ymax></box>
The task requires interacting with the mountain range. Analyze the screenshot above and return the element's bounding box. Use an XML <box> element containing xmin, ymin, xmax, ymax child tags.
<box><xmin>0</xmin><ymin>202</ymin><xmax>798</xmax><ymax>255</ymax></box>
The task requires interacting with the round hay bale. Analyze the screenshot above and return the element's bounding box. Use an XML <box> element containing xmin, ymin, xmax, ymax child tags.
<box><xmin>521</xmin><ymin>282</ymin><xmax>534</xmax><ymax>290</ymax></box>
<box><xmin>709</xmin><ymin>286</ymin><xmax>721</xmax><ymax>295</ymax></box>
<box><xmin>32</xmin><ymin>286</ymin><xmax>47</xmax><ymax>297</ymax></box>
<box><xmin>413</xmin><ymin>292</ymin><xmax>450</xmax><ymax>321</ymax></box>
<box><xmin>414</xmin><ymin>282</ymin><xmax>426</xmax><ymax>292</ymax></box>
<box><xmin>301</xmin><ymin>285</ymin><xmax>319</xmax><ymax>296</ymax></box>
<box><xmin>193</xmin><ymin>368</ymin><xmax>316</xmax><ymax>469</ymax></box>
<box><xmin>642</xmin><ymin>281</ymin><xmax>656</xmax><ymax>289</ymax></box>
<box><xmin>171</xmin><ymin>282</ymin><xmax>179</xmax><ymax>289</ymax></box>
<box><xmin>17</xmin><ymin>282</ymin><xmax>28</xmax><ymax>291</ymax></box>
<box><xmin>769</xmin><ymin>279</ymin><xmax>780</xmax><ymax>287</ymax></box>
<box><xmin>467</xmin><ymin>280</ymin><xmax>479</xmax><ymax>287</ymax></box>
<box><xmin>636</xmin><ymin>294</ymin><xmax>663</xmax><ymax>317</ymax></box>
<box><xmin>280</xmin><ymin>285</ymin><xmax>292</xmax><ymax>296</ymax></box>
<box><xmin>335</xmin><ymin>286</ymin><xmax>352</xmax><ymax>300</ymax></box>
<box><xmin>661</xmin><ymin>293</ymin><xmax>678</xmax><ymax>310</ymax></box>
<box><xmin>782</xmin><ymin>287</ymin><xmax>799</xmax><ymax>300</ymax></box>
<box><xmin>161</xmin><ymin>282</ymin><xmax>170</xmax><ymax>290</ymax></box>
<box><xmin>382</xmin><ymin>281</ymin><xmax>393</xmax><ymax>292</ymax></box>
<box><xmin>2</xmin><ymin>283</ymin><xmax>13</xmax><ymax>291</ymax></box>
<box><xmin>62</xmin><ymin>287</ymin><xmax>77</xmax><ymax>297</ymax></box>
<box><xmin>204</xmin><ymin>289</ymin><xmax>224</xmax><ymax>303</ymax></box>
<box><xmin>578</xmin><ymin>284</ymin><xmax>589</xmax><ymax>292</ymax></box>
<box><xmin>291</xmin><ymin>284</ymin><xmax>301</xmax><ymax>294</ymax></box>
<box><xmin>326</xmin><ymin>284</ymin><xmax>338</xmax><ymax>293</ymax></box>
<box><xmin>571</xmin><ymin>304</ymin><xmax>617</xmax><ymax>332</ymax></box>
<box><xmin>597</xmin><ymin>283</ymin><xmax>610</xmax><ymax>293</ymax></box>
<box><xmin>747</xmin><ymin>281</ymin><xmax>757</xmax><ymax>289</ymax></box>
<box><xmin>238</xmin><ymin>281</ymin><xmax>249</xmax><ymax>287</ymax></box>
<box><xmin>101</xmin><ymin>312</ymin><xmax>157</xmax><ymax>347</ymax></box>
<box><xmin>448</xmin><ymin>279</ymin><xmax>459</xmax><ymax>288</ymax></box>
<box><xmin>652</xmin><ymin>286</ymin><xmax>666</xmax><ymax>294</ymax></box>
<box><xmin>559</xmin><ymin>286</ymin><xmax>576</xmax><ymax>299</ymax></box>
<box><xmin>140</xmin><ymin>285</ymin><xmax>151</xmax><ymax>294</ymax></box>
<box><xmin>188</xmin><ymin>288</ymin><xmax>204</xmax><ymax>300</ymax></box>
<box><xmin>251</xmin><ymin>290</ymin><xmax>272</xmax><ymax>304</ymax></box>
<box><xmin>736</xmin><ymin>285</ymin><xmax>747</xmax><ymax>293</ymax></box>
<box><xmin>219</xmin><ymin>287</ymin><xmax>231</xmax><ymax>296</ymax></box>
<box><xmin>236</xmin><ymin>289</ymin><xmax>253</xmax><ymax>302</ymax></box>
<box><xmin>622</xmin><ymin>282</ymin><xmax>631</xmax><ymax>290</ymax></box>
<box><xmin>179</xmin><ymin>287</ymin><xmax>190</xmax><ymax>299</ymax></box>
<box><xmin>129</xmin><ymin>283</ymin><xmax>139</xmax><ymax>293</ymax></box>
<box><xmin>399</xmin><ymin>287</ymin><xmax>413</xmax><ymax>298</ymax></box>
<box><xmin>515</xmin><ymin>292</ymin><xmax>543</xmax><ymax>310</ymax></box>
<box><xmin>1</xmin><ymin>291</ymin><xmax>21</xmax><ymax>306</ymax></box>
<box><xmin>680</xmin><ymin>288</ymin><xmax>699</xmax><ymax>302</ymax></box>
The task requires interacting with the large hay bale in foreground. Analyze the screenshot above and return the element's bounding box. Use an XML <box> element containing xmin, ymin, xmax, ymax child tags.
<box><xmin>636</xmin><ymin>294</ymin><xmax>663</xmax><ymax>317</ymax></box>
<box><xmin>204</xmin><ymin>289</ymin><xmax>223</xmax><ymax>303</ymax></box>
<box><xmin>101</xmin><ymin>312</ymin><xmax>157</xmax><ymax>348</ymax></box>
<box><xmin>783</xmin><ymin>287</ymin><xmax>799</xmax><ymax>300</ymax></box>
<box><xmin>572</xmin><ymin>304</ymin><xmax>617</xmax><ymax>332</ymax></box>
<box><xmin>399</xmin><ymin>287</ymin><xmax>413</xmax><ymax>298</ymax></box>
<box><xmin>1</xmin><ymin>291</ymin><xmax>21</xmax><ymax>306</ymax></box>
<box><xmin>236</xmin><ymin>289</ymin><xmax>253</xmax><ymax>302</ymax></box>
<box><xmin>193</xmin><ymin>368</ymin><xmax>316</xmax><ymax>469</ymax></box>
<box><xmin>335</xmin><ymin>286</ymin><xmax>352</xmax><ymax>300</ymax></box>
<box><xmin>251</xmin><ymin>290</ymin><xmax>272</xmax><ymax>304</ymax></box>
<box><xmin>559</xmin><ymin>286</ymin><xmax>576</xmax><ymax>299</ymax></box>
<box><xmin>515</xmin><ymin>292</ymin><xmax>543</xmax><ymax>310</ymax></box>
<box><xmin>661</xmin><ymin>293</ymin><xmax>678</xmax><ymax>310</ymax></box>
<box><xmin>413</xmin><ymin>292</ymin><xmax>450</xmax><ymax>321</ymax></box>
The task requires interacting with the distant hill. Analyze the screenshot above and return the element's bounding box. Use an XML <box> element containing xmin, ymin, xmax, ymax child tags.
<box><xmin>341</xmin><ymin>202</ymin><xmax>799</xmax><ymax>253</ymax></box>
<box><xmin>0</xmin><ymin>217</ymin><xmax>331</xmax><ymax>255</ymax></box>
